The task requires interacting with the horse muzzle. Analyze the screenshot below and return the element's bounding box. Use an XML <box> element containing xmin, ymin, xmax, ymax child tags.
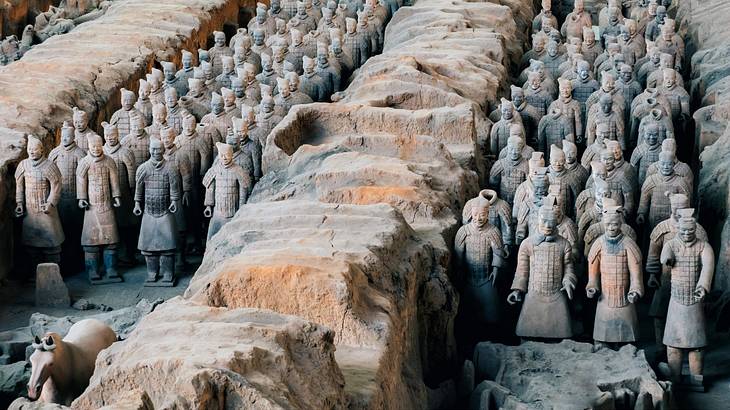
<box><xmin>27</xmin><ymin>383</ymin><xmax>41</xmax><ymax>400</ymax></box>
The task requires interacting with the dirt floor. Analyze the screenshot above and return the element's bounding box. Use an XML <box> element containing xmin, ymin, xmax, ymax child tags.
<box><xmin>0</xmin><ymin>257</ymin><xmax>200</xmax><ymax>332</ymax></box>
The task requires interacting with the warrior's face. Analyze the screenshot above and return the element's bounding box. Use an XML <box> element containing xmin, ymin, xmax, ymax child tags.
<box><xmin>164</xmin><ymin>66</ymin><xmax>175</xmax><ymax>82</ymax></box>
<box><xmin>559</xmin><ymin>84</ymin><xmax>571</xmax><ymax>99</ymax></box>
<box><xmin>215</xmin><ymin>34</ymin><xmax>225</xmax><ymax>47</ymax></box>
<box><xmin>551</xmin><ymin>155</ymin><xmax>565</xmax><ymax>172</ymax></box>
<box><xmin>74</xmin><ymin>114</ymin><xmax>87</xmax><ymax>131</ymax></box>
<box><xmin>620</xmin><ymin>69</ymin><xmax>632</xmax><ymax>83</ymax></box>
<box><xmin>601</xmin><ymin>98</ymin><xmax>613</xmax><ymax>114</ymax></box>
<box><xmin>220</xmin><ymin>147</ymin><xmax>234</xmax><ymax>166</ymax></box>
<box><xmin>678</xmin><ymin>224</ymin><xmax>696</xmax><ymax>243</ymax></box>
<box><xmin>150</xmin><ymin>143</ymin><xmax>164</xmax><ymax>161</ymax></box>
<box><xmin>538</xmin><ymin>214</ymin><xmax>557</xmax><ymax>236</ymax></box>
<box><xmin>471</xmin><ymin>206</ymin><xmax>489</xmax><ymax>228</ymax></box>
<box><xmin>579</xmin><ymin>66</ymin><xmax>589</xmax><ymax>80</ymax></box>
<box><xmin>122</xmin><ymin>94</ymin><xmax>134</xmax><ymax>110</ymax></box>
<box><xmin>508</xmin><ymin>141</ymin><xmax>522</xmax><ymax>161</ymax></box>
<box><xmin>89</xmin><ymin>138</ymin><xmax>103</xmax><ymax>158</ymax></box>
<box><xmin>106</xmin><ymin>130</ymin><xmax>119</xmax><ymax>146</ymax></box>
<box><xmin>61</xmin><ymin>129</ymin><xmax>74</xmax><ymax>147</ymax></box>
<box><xmin>501</xmin><ymin>104</ymin><xmax>513</xmax><ymax>120</ymax></box>
<box><xmin>212</xmin><ymin>99</ymin><xmax>224</xmax><ymax>114</ymax></box>
<box><xmin>646</xmin><ymin>129</ymin><xmax>659</xmax><ymax>145</ymax></box>
<box><xmin>659</xmin><ymin>158</ymin><xmax>674</xmax><ymax>176</ymax></box>
<box><xmin>183</xmin><ymin>115</ymin><xmax>196</xmax><ymax>133</ymax></box>
<box><xmin>547</xmin><ymin>42</ymin><xmax>558</xmax><ymax>57</ymax></box>
<box><xmin>253</xmin><ymin>31</ymin><xmax>265</xmax><ymax>45</ymax></box>
<box><xmin>600</xmin><ymin>151</ymin><xmax>615</xmax><ymax>171</ymax></box>
<box><xmin>512</xmin><ymin>91</ymin><xmax>524</xmax><ymax>106</ymax></box>
<box><xmin>604</xmin><ymin>219</ymin><xmax>622</xmax><ymax>238</ymax></box>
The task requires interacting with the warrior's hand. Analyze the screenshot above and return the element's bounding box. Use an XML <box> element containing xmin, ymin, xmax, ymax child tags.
<box><xmin>204</xmin><ymin>206</ymin><xmax>213</xmax><ymax>218</ymax></box>
<box><xmin>586</xmin><ymin>287</ymin><xmax>598</xmax><ymax>299</ymax></box>
<box><xmin>694</xmin><ymin>286</ymin><xmax>707</xmax><ymax>301</ymax></box>
<box><xmin>168</xmin><ymin>201</ymin><xmax>178</xmax><ymax>214</ymax></box>
<box><xmin>502</xmin><ymin>245</ymin><xmax>510</xmax><ymax>258</ymax></box>
<box><xmin>627</xmin><ymin>291</ymin><xmax>640</xmax><ymax>304</ymax></box>
<box><xmin>40</xmin><ymin>202</ymin><xmax>53</xmax><ymax>214</ymax></box>
<box><xmin>507</xmin><ymin>290</ymin><xmax>522</xmax><ymax>305</ymax></box>
<box><xmin>14</xmin><ymin>203</ymin><xmax>24</xmax><ymax>217</ymax></box>
<box><xmin>562</xmin><ymin>281</ymin><xmax>575</xmax><ymax>299</ymax></box>
<box><xmin>113</xmin><ymin>197</ymin><xmax>121</xmax><ymax>208</ymax></box>
<box><xmin>133</xmin><ymin>202</ymin><xmax>142</xmax><ymax>216</ymax></box>
<box><xmin>488</xmin><ymin>268</ymin><xmax>499</xmax><ymax>287</ymax></box>
<box><xmin>78</xmin><ymin>199</ymin><xmax>89</xmax><ymax>209</ymax></box>
<box><xmin>636</xmin><ymin>214</ymin><xmax>645</xmax><ymax>225</ymax></box>
<box><xmin>576</xmin><ymin>134</ymin><xmax>584</xmax><ymax>145</ymax></box>
<box><xmin>647</xmin><ymin>274</ymin><xmax>660</xmax><ymax>288</ymax></box>
<box><xmin>182</xmin><ymin>191</ymin><xmax>191</xmax><ymax>207</ymax></box>
<box><xmin>663</xmin><ymin>256</ymin><xmax>675</xmax><ymax>267</ymax></box>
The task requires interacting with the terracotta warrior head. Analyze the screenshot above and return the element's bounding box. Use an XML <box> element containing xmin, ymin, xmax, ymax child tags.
<box><xmin>511</xmin><ymin>85</ymin><xmax>525</xmax><ymax>106</ymax></box>
<box><xmin>599</xmin><ymin>93</ymin><xmax>613</xmax><ymax>114</ymax></box>
<box><xmin>102</xmin><ymin>122</ymin><xmax>119</xmax><ymax>146</ymax></box>
<box><xmin>130</xmin><ymin>113</ymin><xmax>146</xmax><ymax>137</ymax></box>
<box><xmin>182</xmin><ymin>113</ymin><xmax>197</xmax><ymax>135</ymax></box>
<box><xmin>72</xmin><ymin>107</ymin><xmax>89</xmax><ymax>132</ymax></box>
<box><xmin>595</xmin><ymin>122</ymin><xmax>610</xmax><ymax>144</ymax></box>
<box><xmin>645</xmin><ymin>123</ymin><xmax>660</xmax><ymax>146</ymax></box>
<box><xmin>507</xmin><ymin>135</ymin><xmax>524</xmax><ymax>161</ymax></box>
<box><xmin>602</xmin><ymin>199</ymin><xmax>625</xmax><ymax>238</ymax></box>
<box><xmin>120</xmin><ymin>88</ymin><xmax>136</xmax><ymax>111</ymax></box>
<box><xmin>550</xmin><ymin>145</ymin><xmax>566</xmax><ymax>171</ymax></box>
<box><xmin>591</xmin><ymin>160</ymin><xmax>607</xmax><ymax>181</ymax></box>
<box><xmin>27</xmin><ymin>135</ymin><xmax>44</xmax><ymax>160</ymax></box>
<box><xmin>538</xmin><ymin>201</ymin><xmax>558</xmax><ymax>236</ymax></box>
<box><xmin>662</xmin><ymin>68</ymin><xmax>676</xmax><ymax>89</ymax></box>
<box><xmin>594</xmin><ymin>178</ymin><xmax>610</xmax><ymax>209</ymax></box>
<box><xmin>658</xmin><ymin>151</ymin><xmax>675</xmax><ymax>177</ymax></box>
<box><xmin>471</xmin><ymin>194</ymin><xmax>490</xmax><ymax>229</ymax></box>
<box><xmin>182</xmin><ymin>50</ymin><xmax>193</xmax><ymax>70</ymax></box>
<box><xmin>500</xmin><ymin>97</ymin><xmax>514</xmax><ymax>120</ymax></box>
<box><xmin>676</xmin><ymin>208</ymin><xmax>697</xmax><ymax>243</ymax></box>
<box><xmin>61</xmin><ymin>121</ymin><xmax>75</xmax><ymax>147</ymax></box>
<box><xmin>226</xmin><ymin>124</ymin><xmax>242</xmax><ymax>149</ymax></box>
<box><xmin>562</xmin><ymin>140</ymin><xmax>578</xmax><ymax>164</ymax></box>
<box><xmin>600</xmin><ymin>148</ymin><xmax>615</xmax><ymax>172</ymax></box>
<box><xmin>214</xmin><ymin>31</ymin><xmax>226</xmax><ymax>48</ymax></box>
<box><xmin>161</xmin><ymin>61</ymin><xmax>176</xmax><ymax>82</ymax></box>
<box><xmin>211</xmin><ymin>92</ymin><xmax>224</xmax><ymax>114</ymax></box>
<box><xmin>152</xmin><ymin>103</ymin><xmax>167</xmax><ymax>125</ymax></box>
<box><xmin>669</xmin><ymin>193</ymin><xmax>690</xmax><ymax>221</ymax></box>
<box><xmin>138</xmin><ymin>79</ymin><xmax>150</xmax><ymax>100</ymax></box>
<box><xmin>164</xmin><ymin>87</ymin><xmax>178</xmax><ymax>109</ymax></box>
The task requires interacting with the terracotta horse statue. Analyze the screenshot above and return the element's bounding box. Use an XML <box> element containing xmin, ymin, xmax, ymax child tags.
<box><xmin>27</xmin><ymin>319</ymin><xmax>116</xmax><ymax>405</ymax></box>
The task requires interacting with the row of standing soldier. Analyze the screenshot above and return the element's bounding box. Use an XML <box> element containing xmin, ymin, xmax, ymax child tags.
<box><xmin>456</xmin><ymin>0</ymin><xmax>711</xmax><ymax>388</ymax></box>
<box><xmin>13</xmin><ymin>0</ymin><xmax>393</xmax><ymax>287</ymax></box>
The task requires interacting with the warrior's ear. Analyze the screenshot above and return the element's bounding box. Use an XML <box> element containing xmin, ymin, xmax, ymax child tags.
<box><xmin>34</xmin><ymin>335</ymin><xmax>41</xmax><ymax>344</ymax></box>
<box><xmin>45</xmin><ymin>335</ymin><xmax>54</xmax><ymax>346</ymax></box>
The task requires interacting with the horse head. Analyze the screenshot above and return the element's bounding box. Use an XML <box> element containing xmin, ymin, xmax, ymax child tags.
<box><xmin>27</xmin><ymin>334</ymin><xmax>60</xmax><ymax>400</ymax></box>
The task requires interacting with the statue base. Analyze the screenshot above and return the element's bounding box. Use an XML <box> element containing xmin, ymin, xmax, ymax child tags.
<box><xmin>144</xmin><ymin>280</ymin><xmax>175</xmax><ymax>287</ymax></box>
<box><xmin>89</xmin><ymin>276</ymin><xmax>124</xmax><ymax>285</ymax></box>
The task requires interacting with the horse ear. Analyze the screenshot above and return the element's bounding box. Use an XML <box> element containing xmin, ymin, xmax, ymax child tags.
<box><xmin>45</xmin><ymin>335</ymin><xmax>54</xmax><ymax>346</ymax></box>
<box><xmin>34</xmin><ymin>335</ymin><xmax>41</xmax><ymax>344</ymax></box>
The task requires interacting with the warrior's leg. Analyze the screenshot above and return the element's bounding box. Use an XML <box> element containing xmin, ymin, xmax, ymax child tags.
<box><xmin>103</xmin><ymin>244</ymin><xmax>119</xmax><ymax>279</ymax></box>
<box><xmin>160</xmin><ymin>252</ymin><xmax>175</xmax><ymax>283</ymax></box>
<box><xmin>176</xmin><ymin>230</ymin><xmax>188</xmax><ymax>267</ymax></box>
<box><xmin>83</xmin><ymin>246</ymin><xmax>101</xmax><ymax>281</ymax></box>
<box><xmin>688</xmin><ymin>349</ymin><xmax>704</xmax><ymax>377</ymax></box>
<box><xmin>654</xmin><ymin>318</ymin><xmax>666</xmax><ymax>350</ymax></box>
<box><xmin>142</xmin><ymin>251</ymin><xmax>160</xmax><ymax>282</ymax></box>
<box><xmin>666</xmin><ymin>346</ymin><xmax>683</xmax><ymax>382</ymax></box>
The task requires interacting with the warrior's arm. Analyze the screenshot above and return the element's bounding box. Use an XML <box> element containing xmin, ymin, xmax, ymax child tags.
<box><xmin>203</xmin><ymin>169</ymin><xmax>216</xmax><ymax>208</ymax></box>
<box><xmin>488</xmin><ymin>161</ymin><xmax>502</xmax><ymax>188</ymax></box>
<box><xmin>46</xmin><ymin>163</ymin><xmax>62</xmax><ymax>206</ymax></box>
<box><xmin>563</xmin><ymin>240</ymin><xmax>577</xmax><ymax>285</ymax></box>
<box><xmin>453</xmin><ymin>227</ymin><xmax>467</xmax><ymax>264</ymax></box>
<box><xmin>637</xmin><ymin>183</ymin><xmax>651</xmax><ymax>218</ymax></box>
<box><xmin>490</xmin><ymin>232</ymin><xmax>505</xmax><ymax>268</ymax></box>
<box><xmin>698</xmin><ymin>244</ymin><xmax>716</xmax><ymax>292</ymax></box>
<box><xmin>108</xmin><ymin>159</ymin><xmax>121</xmax><ymax>199</ymax></box>
<box><xmin>169</xmin><ymin>167</ymin><xmax>181</xmax><ymax>202</ymax></box>
<box><xmin>627</xmin><ymin>241</ymin><xmax>644</xmax><ymax>297</ymax></box>
<box><xmin>574</xmin><ymin>104</ymin><xmax>583</xmax><ymax>139</ymax></box>
<box><xmin>76</xmin><ymin>160</ymin><xmax>89</xmax><ymax>201</ymax></box>
<box><xmin>15</xmin><ymin>168</ymin><xmax>25</xmax><ymax>205</ymax></box>
<box><xmin>646</xmin><ymin>231</ymin><xmax>663</xmax><ymax>274</ymax></box>
<box><xmin>252</xmin><ymin>139</ymin><xmax>263</xmax><ymax>178</ymax></box>
<box><xmin>238</xmin><ymin>170</ymin><xmax>251</xmax><ymax>206</ymax></box>
<box><xmin>511</xmin><ymin>241</ymin><xmax>531</xmax><ymax>292</ymax></box>
<box><xmin>123</xmin><ymin>151</ymin><xmax>137</xmax><ymax>189</ymax></box>
<box><xmin>179</xmin><ymin>159</ymin><xmax>193</xmax><ymax>193</ymax></box>
<box><xmin>198</xmin><ymin>142</ymin><xmax>212</xmax><ymax>177</ymax></box>
<box><xmin>587</xmin><ymin>241</ymin><xmax>601</xmax><ymax>290</ymax></box>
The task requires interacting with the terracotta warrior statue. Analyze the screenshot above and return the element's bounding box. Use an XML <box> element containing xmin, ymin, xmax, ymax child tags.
<box><xmin>512</xmin><ymin>152</ymin><xmax>545</xmax><ymax>225</ymax></box>
<box><xmin>110</xmin><ymin>88</ymin><xmax>143</xmax><ymax>139</ymax></box>
<box><xmin>120</xmin><ymin>113</ymin><xmax>151</xmax><ymax>170</ymax></box>
<box><xmin>538</xmin><ymin>107</ymin><xmax>574</xmax><ymax>156</ymax></box>
<box><xmin>515</xmin><ymin>167</ymin><xmax>550</xmax><ymax>244</ymax></box>
<box><xmin>660</xmin><ymin>210</ymin><xmax>714</xmax><ymax>386</ymax></box>
<box><xmin>454</xmin><ymin>193</ymin><xmax>507</xmax><ymax>328</ymax></box>
<box><xmin>209</xmin><ymin>31</ymin><xmax>234</xmax><ymax>76</ymax></box>
<box><xmin>646</xmin><ymin>138</ymin><xmax>693</xmax><ymax>192</ymax></box>
<box><xmin>637</xmin><ymin>152</ymin><xmax>692</xmax><ymax>233</ymax></box>
<box><xmin>203</xmin><ymin>142</ymin><xmax>252</xmax><ymax>239</ymax></box>
<box><xmin>563</xmin><ymin>139</ymin><xmax>589</xmax><ymax>189</ymax></box>
<box><xmin>548</xmin><ymin>145</ymin><xmax>581</xmax><ymax>218</ymax></box>
<box><xmin>586</xmin><ymin>93</ymin><xmax>625</xmax><ymax>150</ymax></box>
<box><xmin>587</xmin><ymin>201</ymin><xmax>643</xmax><ymax>348</ymax></box>
<box><xmin>147</xmin><ymin>68</ymin><xmax>165</xmax><ymax>106</ymax></box>
<box><xmin>630</xmin><ymin>123</ymin><xmax>662</xmax><ymax>186</ymax></box>
<box><xmin>133</xmin><ymin>138</ymin><xmax>180</xmax><ymax>286</ymax></box>
<box><xmin>72</xmin><ymin>107</ymin><xmax>100</xmax><ymax>153</ymax></box>
<box><xmin>549</xmin><ymin>78</ymin><xmax>583</xmax><ymax>143</ymax></box>
<box><xmin>15</xmin><ymin>135</ymin><xmax>65</xmax><ymax>271</ymax></box>
<box><xmin>103</xmin><ymin>122</ymin><xmax>138</xmax><ymax>265</ymax></box>
<box><xmin>511</xmin><ymin>85</ymin><xmax>541</xmax><ymax>146</ymax></box>
<box><xmin>462</xmin><ymin>189</ymin><xmax>513</xmax><ymax>250</ymax></box>
<box><xmin>145</xmin><ymin>103</ymin><xmax>167</xmax><ymax>140</ymax></box>
<box><xmin>160</xmin><ymin>126</ymin><xmax>192</xmax><ymax>267</ymax></box>
<box><xmin>135</xmin><ymin>79</ymin><xmax>153</xmax><ymax>126</ymax></box>
<box><xmin>490</xmin><ymin>98</ymin><xmax>525</xmax><ymax>156</ymax></box>
<box><xmin>571</xmin><ymin>60</ymin><xmax>600</xmax><ymax>137</ymax></box>
<box><xmin>489</xmin><ymin>135</ymin><xmax>529</xmax><ymax>206</ymax></box>
<box><xmin>49</xmin><ymin>121</ymin><xmax>86</xmax><ymax>270</ymax></box>
<box><xmin>175</xmin><ymin>50</ymin><xmax>195</xmax><ymax>97</ymax></box>
<box><xmin>647</xmin><ymin>196</ymin><xmax>708</xmax><ymax>354</ymax></box>
<box><xmin>509</xmin><ymin>203</ymin><xmax>576</xmax><ymax>340</ymax></box>
<box><xmin>77</xmin><ymin>134</ymin><xmax>122</xmax><ymax>283</ymax></box>
<box><xmin>524</xmin><ymin>70</ymin><xmax>554</xmax><ymax>118</ymax></box>
<box><xmin>161</xmin><ymin>61</ymin><xmax>187</xmax><ymax>101</ymax></box>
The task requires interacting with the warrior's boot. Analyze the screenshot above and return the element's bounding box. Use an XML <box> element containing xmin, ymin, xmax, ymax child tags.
<box><xmin>84</xmin><ymin>248</ymin><xmax>101</xmax><ymax>281</ymax></box>
<box><xmin>160</xmin><ymin>253</ymin><xmax>175</xmax><ymax>283</ymax></box>
<box><xmin>103</xmin><ymin>247</ymin><xmax>119</xmax><ymax>279</ymax></box>
<box><xmin>145</xmin><ymin>254</ymin><xmax>160</xmax><ymax>282</ymax></box>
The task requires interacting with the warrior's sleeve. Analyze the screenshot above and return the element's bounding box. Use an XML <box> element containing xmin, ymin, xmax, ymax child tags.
<box><xmin>511</xmin><ymin>241</ymin><xmax>531</xmax><ymax>292</ymax></box>
<box><xmin>14</xmin><ymin>161</ymin><xmax>25</xmax><ymax>205</ymax></box>
<box><xmin>178</xmin><ymin>158</ymin><xmax>193</xmax><ymax>193</ymax></box>
<box><xmin>122</xmin><ymin>150</ymin><xmax>137</xmax><ymax>190</ymax></box>
<box><xmin>637</xmin><ymin>179</ymin><xmax>653</xmax><ymax>218</ymax></box>
<box><xmin>45</xmin><ymin>161</ymin><xmax>62</xmax><ymax>207</ymax></box>
<box><xmin>488</xmin><ymin>160</ymin><xmax>503</xmax><ymax>188</ymax></box>
<box><xmin>489</xmin><ymin>228</ymin><xmax>505</xmax><ymax>269</ymax></box>
<box><xmin>498</xmin><ymin>204</ymin><xmax>513</xmax><ymax>245</ymax></box>
<box><xmin>573</xmin><ymin>102</ymin><xmax>583</xmax><ymax>140</ymax></box>
<box><xmin>203</xmin><ymin>168</ymin><xmax>216</xmax><ymax>208</ymax></box>
<box><xmin>659</xmin><ymin>240</ymin><xmax>675</xmax><ymax>269</ymax></box>
<box><xmin>646</xmin><ymin>226</ymin><xmax>665</xmax><ymax>274</ymax></box>
<box><xmin>134</xmin><ymin>163</ymin><xmax>147</xmax><ymax>203</ymax></box>
<box><xmin>453</xmin><ymin>226</ymin><xmax>467</xmax><ymax>266</ymax></box>
<box><xmin>252</xmin><ymin>139</ymin><xmax>263</xmax><ymax>179</ymax></box>
<box><xmin>537</xmin><ymin>117</ymin><xmax>548</xmax><ymax>153</ymax></box>
<box><xmin>489</xmin><ymin>122</ymin><xmax>499</xmax><ymax>156</ymax></box>
<box><xmin>76</xmin><ymin>158</ymin><xmax>90</xmax><ymax>201</ymax></box>
<box><xmin>680</xmin><ymin>92</ymin><xmax>690</xmax><ymax>117</ymax></box>
<box><xmin>698</xmin><ymin>242</ymin><xmax>716</xmax><ymax>292</ymax></box>
<box><xmin>626</xmin><ymin>238</ymin><xmax>644</xmax><ymax>297</ymax></box>
<box><xmin>563</xmin><ymin>239</ymin><xmax>577</xmax><ymax>286</ymax></box>
<box><xmin>107</xmin><ymin>158</ymin><xmax>121</xmax><ymax>199</ymax></box>
<box><xmin>587</xmin><ymin>239</ymin><xmax>602</xmax><ymax>290</ymax></box>
<box><xmin>168</xmin><ymin>165</ymin><xmax>181</xmax><ymax>202</ymax></box>
<box><xmin>236</xmin><ymin>166</ymin><xmax>251</xmax><ymax>206</ymax></box>
<box><xmin>585</xmin><ymin>115</ymin><xmax>596</xmax><ymax>146</ymax></box>
<box><xmin>617</xmin><ymin>116</ymin><xmax>627</xmax><ymax>151</ymax></box>
<box><xmin>623</xmin><ymin>186</ymin><xmax>636</xmax><ymax>216</ymax></box>
<box><xmin>515</xmin><ymin>206</ymin><xmax>529</xmax><ymax>243</ymax></box>
<box><xmin>629</xmin><ymin>146</ymin><xmax>642</xmax><ymax>168</ymax></box>
<box><xmin>198</xmin><ymin>139</ymin><xmax>212</xmax><ymax>177</ymax></box>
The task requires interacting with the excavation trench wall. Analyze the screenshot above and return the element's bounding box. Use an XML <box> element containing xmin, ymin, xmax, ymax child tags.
<box><xmin>0</xmin><ymin>0</ymin><xmax>252</xmax><ymax>281</ymax></box>
<box><xmin>678</xmin><ymin>0</ymin><xmax>730</xmax><ymax>290</ymax></box>
<box><xmin>114</xmin><ymin>0</ymin><xmax>531</xmax><ymax>408</ymax></box>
